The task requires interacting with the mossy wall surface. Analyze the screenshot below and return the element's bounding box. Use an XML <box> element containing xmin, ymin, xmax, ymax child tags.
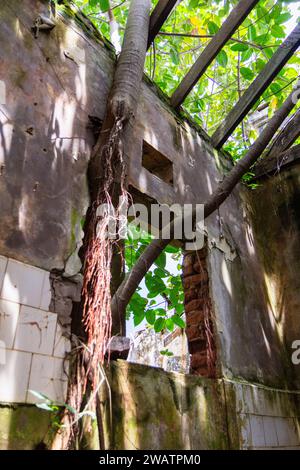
<box><xmin>101</xmin><ymin>361</ymin><xmax>229</xmax><ymax>450</ymax></box>
<box><xmin>1</xmin><ymin>361</ymin><xmax>300</xmax><ymax>450</ymax></box>
<box><xmin>98</xmin><ymin>361</ymin><xmax>300</xmax><ymax>450</ymax></box>
<box><xmin>0</xmin><ymin>405</ymin><xmax>53</xmax><ymax>450</ymax></box>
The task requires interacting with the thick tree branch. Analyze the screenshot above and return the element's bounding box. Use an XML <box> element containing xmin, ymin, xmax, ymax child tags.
<box><xmin>111</xmin><ymin>86</ymin><xmax>298</xmax><ymax>320</ymax></box>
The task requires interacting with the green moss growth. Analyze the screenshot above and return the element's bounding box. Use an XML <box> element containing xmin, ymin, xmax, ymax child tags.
<box><xmin>0</xmin><ymin>405</ymin><xmax>56</xmax><ymax>450</ymax></box>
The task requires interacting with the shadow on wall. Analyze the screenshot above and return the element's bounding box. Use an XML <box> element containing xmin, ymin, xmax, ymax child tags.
<box><xmin>0</xmin><ymin>0</ymin><xmax>116</xmax><ymax>449</ymax></box>
<box><xmin>247</xmin><ymin>169</ymin><xmax>300</xmax><ymax>389</ymax></box>
<box><xmin>0</xmin><ymin>0</ymin><xmax>114</xmax><ymax>273</ymax></box>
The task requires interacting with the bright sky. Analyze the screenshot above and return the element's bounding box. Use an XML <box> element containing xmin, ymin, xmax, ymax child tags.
<box><xmin>286</xmin><ymin>1</ymin><xmax>300</xmax><ymax>33</ymax></box>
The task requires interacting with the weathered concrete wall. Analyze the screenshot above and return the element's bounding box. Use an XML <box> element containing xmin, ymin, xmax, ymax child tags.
<box><xmin>128</xmin><ymin>327</ymin><xmax>190</xmax><ymax>374</ymax></box>
<box><xmin>247</xmin><ymin>164</ymin><xmax>300</xmax><ymax>389</ymax></box>
<box><xmin>99</xmin><ymin>361</ymin><xmax>300</xmax><ymax>450</ymax></box>
<box><xmin>0</xmin><ymin>405</ymin><xmax>54</xmax><ymax>450</ymax></box>
<box><xmin>1</xmin><ymin>0</ymin><xmax>300</xmax><ymax>402</ymax></box>
<box><xmin>98</xmin><ymin>361</ymin><xmax>300</xmax><ymax>450</ymax></box>
<box><xmin>1</xmin><ymin>360</ymin><xmax>300</xmax><ymax>450</ymax></box>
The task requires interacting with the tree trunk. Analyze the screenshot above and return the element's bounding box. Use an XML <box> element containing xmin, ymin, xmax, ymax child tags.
<box><xmin>83</xmin><ymin>0</ymin><xmax>151</xmax><ymax>361</ymax></box>
<box><xmin>59</xmin><ymin>0</ymin><xmax>151</xmax><ymax>450</ymax></box>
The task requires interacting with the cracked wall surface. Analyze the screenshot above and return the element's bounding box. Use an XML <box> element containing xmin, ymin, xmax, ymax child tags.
<box><xmin>1</xmin><ymin>0</ymin><xmax>300</xmax><ymax>408</ymax></box>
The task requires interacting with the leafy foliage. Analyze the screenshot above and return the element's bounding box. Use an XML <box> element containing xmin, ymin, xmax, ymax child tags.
<box><xmin>125</xmin><ymin>224</ymin><xmax>185</xmax><ymax>332</ymax></box>
<box><xmin>72</xmin><ymin>0</ymin><xmax>300</xmax><ymax>160</ymax></box>
<box><xmin>69</xmin><ymin>0</ymin><xmax>300</xmax><ymax>329</ymax></box>
<box><xmin>29</xmin><ymin>390</ymin><xmax>96</xmax><ymax>425</ymax></box>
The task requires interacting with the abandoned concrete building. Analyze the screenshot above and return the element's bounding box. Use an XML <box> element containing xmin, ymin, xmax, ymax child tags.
<box><xmin>1</xmin><ymin>0</ymin><xmax>300</xmax><ymax>451</ymax></box>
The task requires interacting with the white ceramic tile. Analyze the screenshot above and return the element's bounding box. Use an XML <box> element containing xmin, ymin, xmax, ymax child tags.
<box><xmin>14</xmin><ymin>306</ymin><xmax>57</xmax><ymax>355</ymax></box>
<box><xmin>1</xmin><ymin>259</ymin><xmax>45</xmax><ymax>308</ymax></box>
<box><xmin>0</xmin><ymin>255</ymin><xmax>8</xmax><ymax>292</ymax></box>
<box><xmin>27</xmin><ymin>354</ymin><xmax>69</xmax><ymax>404</ymax></box>
<box><xmin>249</xmin><ymin>415</ymin><xmax>266</xmax><ymax>447</ymax></box>
<box><xmin>263</xmin><ymin>416</ymin><xmax>278</xmax><ymax>447</ymax></box>
<box><xmin>40</xmin><ymin>272</ymin><xmax>52</xmax><ymax>311</ymax></box>
<box><xmin>0</xmin><ymin>349</ymin><xmax>32</xmax><ymax>402</ymax></box>
<box><xmin>53</xmin><ymin>323</ymin><xmax>71</xmax><ymax>358</ymax></box>
<box><xmin>0</xmin><ymin>299</ymin><xmax>20</xmax><ymax>348</ymax></box>
<box><xmin>275</xmin><ymin>417</ymin><xmax>299</xmax><ymax>446</ymax></box>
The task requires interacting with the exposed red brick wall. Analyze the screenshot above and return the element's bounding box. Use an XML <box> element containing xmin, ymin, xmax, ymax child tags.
<box><xmin>182</xmin><ymin>248</ymin><xmax>217</xmax><ymax>377</ymax></box>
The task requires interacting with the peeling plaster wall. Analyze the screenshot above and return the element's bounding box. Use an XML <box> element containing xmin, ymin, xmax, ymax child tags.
<box><xmin>1</xmin><ymin>0</ymin><xmax>300</xmax><ymax>451</ymax></box>
<box><xmin>246</xmin><ymin>165</ymin><xmax>300</xmax><ymax>389</ymax></box>
<box><xmin>1</xmin><ymin>0</ymin><xmax>300</xmax><ymax>405</ymax></box>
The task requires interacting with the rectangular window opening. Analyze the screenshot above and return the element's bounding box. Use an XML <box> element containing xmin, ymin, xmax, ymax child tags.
<box><xmin>142</xmin><ymin>141</ymin><xmax>173</xmax><ymax>186</ymax></box>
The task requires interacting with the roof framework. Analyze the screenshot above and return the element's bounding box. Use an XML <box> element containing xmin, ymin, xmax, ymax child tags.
<box><xmin>147</xmin><ymin>0</ymin><xmax>300</xmax><ymax>165</ymax></box>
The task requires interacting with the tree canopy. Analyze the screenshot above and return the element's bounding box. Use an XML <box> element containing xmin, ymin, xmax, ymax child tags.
<box><xmin>73</xmin><ymin>0</ymin><xmax>300</xmax><ymax>160</ymax></box>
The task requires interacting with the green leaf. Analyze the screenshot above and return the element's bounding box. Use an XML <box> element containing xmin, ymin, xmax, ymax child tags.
<box><xmin>255</xmin><ymin>58</ymin><xmax>266</xmax><ymax>73</ymax></box>
<box><xmin>36</xmin><ymin>403</ymin><xmax>54</xmax><ymax>411</ymax></box>
<box><xmin>147</xmin><ymin>290</ymin><xmax>160</xmax><ymax>299</ymax></box>
<box><xmin>240</xmin><ymin>67</ymin><xmax>255</xmax><ymax>81</ymax></box>
<box><xmin>208</xmin><ymin>21</ymin><xmax>219</xmax><ymax>35</ymax></box>
<box><xmin>248</xmin><ymin>25</ymin><xmax>257</xmax><ymax>42</ymax></box>
<box><xmin>174</xmin><ymin>303</ymin><xmax>184</xmax><ymax>315</ymax></box>
<box><xmin>264</xmin><ymin>47</ymin><xmax>275</xmax><ymax>60</ymax></box>
<box><xmin>160</xmin><ymin>349</ymin><xmax>174</xmax><ymax>357</ymax></box>
<box><xmin>164</xmin><ymin>245</ymin><xmax>179</xmax><ymax>254</ymax></box>
<box><xmin>154</xmin><ymin>317</ymin><xmax>165</xmax><ymax>332</ymax></box>
<box><xmin>231</xmin><ymin>43</ymin><xmax>249</xmax><ymax>52</ymax></box>
<box><xmin>216</xmin><ymin>50</ymin><xmax>228</xmax><ymax>68</ymax></box>
<box><xmin>153</xmin><ymin>308</ymin><xmax>167</xmax><ymax>317</ymax></box>
<box><xmin>170</xmin><ymin>46</ymin><xmax>180</xmax><ymax>65</ymax></box>
<box><xmin>270</xmin><ymin>82</ymin><xmax>281</xmax><ymax>95</ymax></box>
<box><xmin>172</xmin><ymin>315</ymin><xmax>186</xmax><ymax>329</ymax></box>
<box><xmin>271</xmin><ymin>24</ymin><xmax>285</xmax><ymax>39</ymax></box>
<box><xmin>134</xmin><ymin>310</ymin><xmax>145</xmax><ymax>326</ymax></box>
<box><xmin>28</xmin><ymin>390</ymin><xmax>51</xmax><ymax>401</ymax></box>
<box><xmin>145</xmin><ymin>309</ymin><xmax>156</xmax><ymax>325</ymax></box>
<box><xmin>154</xmin><ymin>267</ymin><xmax>167</xmax><ymax>278</ymax></box>
<box><xmin>89</xmin><ymin>0</ymin><xmax>109</xmax><ymax>11</ymax></box>
<box><xmin>154</xmin><ymin>251</ymin><xmax>166</xmax><ymax>270</ymax></box>
<box><xmin>241</xmin><ymin>48</ymin><xmax>253</xmax><ymax>62</ymax></box>
<box><xmin>65</xmin><ymin>404</ymin><xmax>77</xmax><ymax>415</ymax></box>
<box><xmin>166</xmin><ymin>318</ymin><xmax>175</xmax><ymax>332</ymax></box>
<box><xmin>276</xmin><ymin>13</ymin><xmax>292</xmax><ymax>24</ymax></box>
<box><xmin>145</xmin><ymin>273</ymin><xmax>166</xmax><ymax>296</ymax></box>
<box><xmin>129</xmin><ymin>292</ymin><xmax>147</xmax><ymax>316</ymax></box>
<box><xmin>188</xmin><ymin>0</ymin><xmax>199</xmax><ymax>9</ymax></box>
<box><xmin>100</xmin><ymin>0</ymin><xmax>109</xmax><ymax>12</ymax></box>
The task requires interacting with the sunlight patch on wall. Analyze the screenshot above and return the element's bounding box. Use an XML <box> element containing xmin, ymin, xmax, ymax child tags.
<box><xmin>221</xmin><ymin>259</ymin><xmax>232</xmax><ymax>297</ymax></box>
